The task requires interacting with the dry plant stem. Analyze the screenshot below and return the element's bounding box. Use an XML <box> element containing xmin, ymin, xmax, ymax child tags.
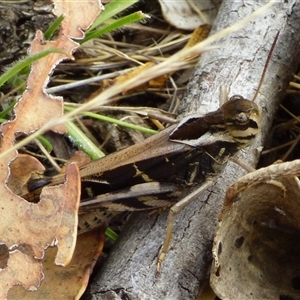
<box><xmin>85</xmin><ymin>2</ymin><xmax>300</xmax><ymax>300</ymax></box>
<box><xmin>281</xmin><ymin>134</ymin><xmax>300</xmax><ymax>161</ymax></box>
<box><xmin>34</xmin><ymin>138</ymin><xmax>61</xmax><ymax>172</ymax></box>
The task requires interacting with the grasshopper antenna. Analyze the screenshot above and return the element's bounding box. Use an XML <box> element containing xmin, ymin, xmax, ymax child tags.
<box><xmin>252</xmin><ymin>31</ymin><xmax>280</xmax><ymax>102</ymax></box>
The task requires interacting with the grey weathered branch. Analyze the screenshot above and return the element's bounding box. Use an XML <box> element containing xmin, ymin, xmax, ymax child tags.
<box><xmin>84</xmin><ymin>1</ymin><xmax>300</xmax><ymax>299</ymax></box>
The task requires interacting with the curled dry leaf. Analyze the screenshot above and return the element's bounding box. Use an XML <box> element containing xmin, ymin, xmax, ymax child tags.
<box><xmin>8</xmin><ymin>228</ymin><xmax>105</xmax><ymax>300</ymax></box>
<box><xmin>0</xmin><ymin>0</ymin><xmax>103</xmax><ymax>297</ymax></box>
<box><xmin>0</xmin><ymin>162</ymin><xmax>80</xmax><ymax>259</ymax></box>
<box><xmin>158</xmin><ymin>0</ymin><xmax>218</xmax><ymax>29</ymax></box>
<box><xmin>4</xmin><ymin>29</ymin><xmax>72</xmax><ymax>136</ymax></box>
<box><xmin>0</xmin><ymin>251</ymin><xmax>43</xmax><ymax>299</ymax></box>
<box><xmin>53</xmin><ymin>0</ymin><xmax>104</xmax><ymax>38</ymax></box>
<box><xmin>7</xmin><ymin>154</ymin><xmax>45</xmax><ymax>196</ymax></box>
<box><xmin>0</xmin><ymin>164</ymin><xmax>80</xmax><ymax>299</ymax></box>
<box><xmin>211</xmin><ymin>160</ymin><xmax>300</xmax><ymax>299</ymax></box>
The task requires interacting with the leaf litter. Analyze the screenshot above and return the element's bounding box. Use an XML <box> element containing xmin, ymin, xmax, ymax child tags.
<box><xmin>0</xmin><ymin>0</ymin><xmax>102</xmax><ymax>298</ymax></box>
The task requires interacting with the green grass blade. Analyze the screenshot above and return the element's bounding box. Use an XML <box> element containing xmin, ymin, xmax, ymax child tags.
<box><xmin>66</xmin><ymin>121</ymin><xmax>105</xmax><ymax>160</ymax></box>
<box><xmin>36</xmin><ymin>135</ymin><xmax>53</xmax><ymax>153</ymax></box>
<box><xmin>82</xmin><ymin>11</ymin><xmax>149</xmax><ymax>44</ymax></box>
<box><xmin>89</xmin><ymin>0</ymin><xmax>139</xmax><ymax>31</ymax></box>
<box><xmin>105</xmin><ymin>227</ymin><xmax>118</xmax><ymax>242</ymax></box>
<box><xmin>0</xmin><ymin>100</ymin><xmax>16</xmax><ymax>121</ymax></box>
<box><xmin>44</xmin><ymin>15</ymin><xmax>65</xmax><ymax>40</ymax></box>
<box><xmin>64</xmin><ymin>106</ymin><xmax>157</xmax><ymax>135</ymax></box>
<box><xmin>0</xmin><ymin>48</ymin><xmax>64</xmax><ymax>88</ymax></box>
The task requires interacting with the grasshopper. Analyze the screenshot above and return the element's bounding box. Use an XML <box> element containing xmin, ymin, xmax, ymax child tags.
<box><xmin>26</xmin><ymin>32</ymin><xmax>278</xmax><ymax>273</ymax></box>
<box><xmin>26</xmin><ymin>96</ymin><xmax>260</xmax><ymax>272</ymax></box>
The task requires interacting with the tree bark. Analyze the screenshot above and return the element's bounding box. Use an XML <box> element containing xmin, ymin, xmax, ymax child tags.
<box><xmin>84</xmin><ymin>1</ymin><xmax>300</xmax><ymax>299</ymax></box>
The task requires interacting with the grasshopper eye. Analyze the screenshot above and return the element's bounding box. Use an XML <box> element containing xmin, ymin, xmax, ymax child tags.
<box><xmin>235</xmin><ymin>112</ymin><xmax>249</xmax><ymax>125</ymax></box>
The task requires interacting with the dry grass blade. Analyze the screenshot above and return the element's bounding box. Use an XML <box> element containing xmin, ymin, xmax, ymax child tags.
<box><xmin>0</xmin><ymin>2</ymin><xmax>274</xmax><ymax>161</ymax></box>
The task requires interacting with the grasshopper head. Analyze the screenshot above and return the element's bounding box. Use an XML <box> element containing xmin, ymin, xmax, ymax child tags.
<box><xmin>222</xmin><ymin>95</ymin><xmax>261</xmax><ymax>147</ymax></box>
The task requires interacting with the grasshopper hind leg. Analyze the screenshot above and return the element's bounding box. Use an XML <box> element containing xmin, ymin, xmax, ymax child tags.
<box><xmin>157</xmin><ymin>180</ymin><xmax>214</xmax><ymax>273</ymax></box>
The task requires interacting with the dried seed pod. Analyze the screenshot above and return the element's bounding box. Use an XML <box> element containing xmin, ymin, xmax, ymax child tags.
<box><xmin>210</xmin><ymin>163</ymin><xmax>300</xmax><ymax>300</ymax></box>
<box><xmin>158</xmin><ymin>0</ymin><xmax>218</xmax><ymax>30</ymax></box>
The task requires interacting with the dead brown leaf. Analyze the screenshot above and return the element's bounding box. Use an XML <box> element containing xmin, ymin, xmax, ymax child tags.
<box><xmin>0</xmin><ymin>251</ymin><xmax>43</xmax><ymax>299</ymax></box>
<box><xmin>7</xmin><ymin>154</ymin><xmax>46</xmax><ymax>196</ymax></box>
<box><xmin>60</xmin><ymin>151</ymin><xmax>92</xmax><ymax>174</ymax></box>
<box><xmin>8</xmin><ymin>228</ymin><xmax>105</xmax><ymax>300</ymax></box>
<box><xmin>53</xmin><ymin>0</ymin><xmax>104</xmax><ymax>39</ymax></box>
<box><xmin>0</xmin><ymin>0</ymin><xmax>102</xmax><ymax>298</ymax></box>
<box><xmin>0</xmin><ymin>163</ymin><xmax>80</xmax><ymax>262</ymax></box>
